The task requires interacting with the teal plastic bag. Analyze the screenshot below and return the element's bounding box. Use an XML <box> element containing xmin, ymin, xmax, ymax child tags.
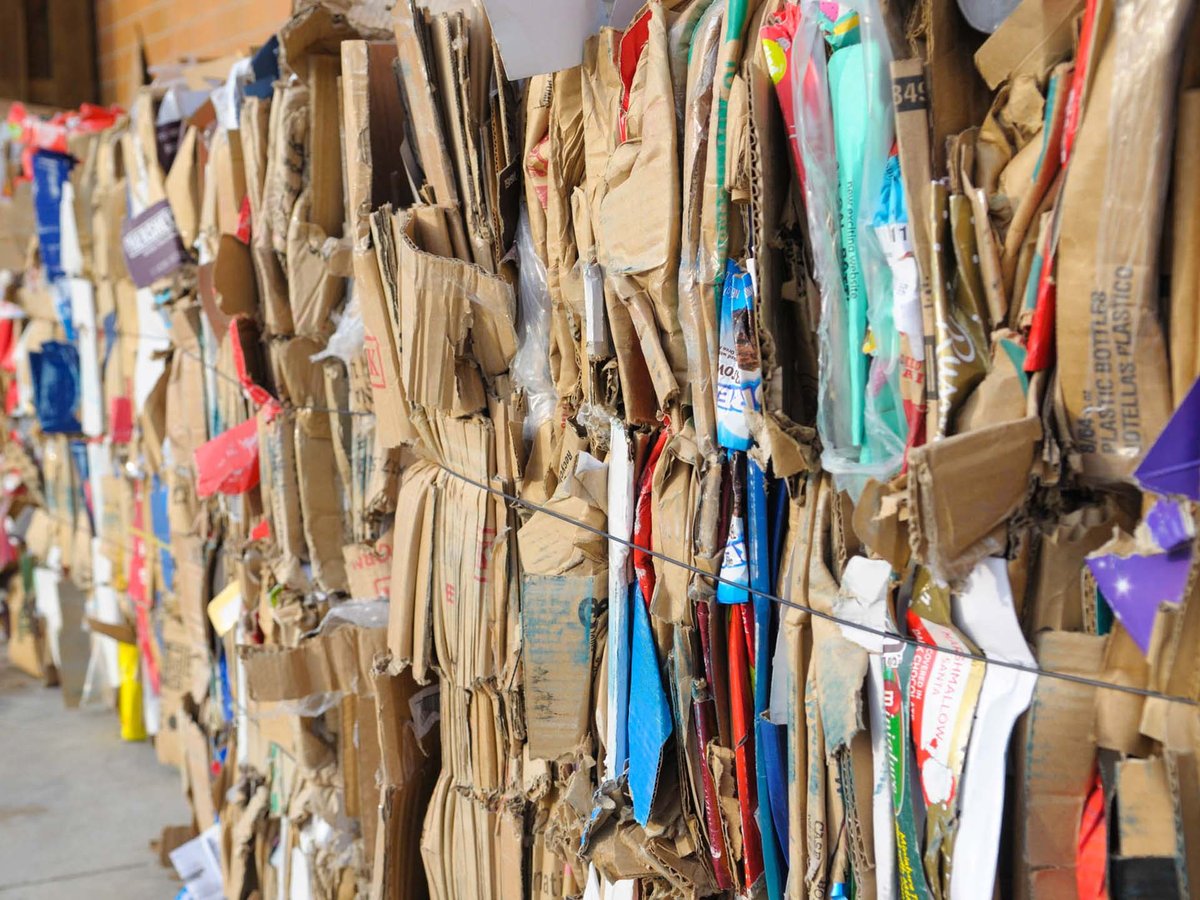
<box><xmin>788</xmin><ymin>0</ymin><xmax>906</xmax><ymax>496</ymax></box>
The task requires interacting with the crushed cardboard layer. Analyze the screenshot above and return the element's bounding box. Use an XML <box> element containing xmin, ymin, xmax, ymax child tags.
<box><xmin>0</xmin><ymin>0</ymin><xmax>1199</xmax><ymax>897</ymax></box>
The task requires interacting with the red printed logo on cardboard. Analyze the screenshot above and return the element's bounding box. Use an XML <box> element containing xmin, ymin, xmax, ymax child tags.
<box><xmin>364</xmin><ymin>334</ymin><xmax>386</xmax><ymax>389</ymax></box>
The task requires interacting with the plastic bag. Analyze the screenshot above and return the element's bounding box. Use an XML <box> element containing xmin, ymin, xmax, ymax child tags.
<box><xmin>309</xmin><ymin>288</ymin><xmax>366</xmax><ymax>368</ymax></box>
<box><xmin>788</xmin><ymin>0</ymin><xmax>905</xmax><ymax>495</ymax></box>
<box><xmin>512</xmin><ymin>204</ymin><xmax>556</xmax><ymax>439</ymax></box>
<box><xmin>716</xmin><ymin>259</ymin><xmax>763</xmax><ymax>451</ymax></box>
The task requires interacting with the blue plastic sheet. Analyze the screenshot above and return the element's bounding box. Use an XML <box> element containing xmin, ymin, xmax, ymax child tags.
<box><xmin>29</xmin><ymin>340</ymin><xmax>81</xmax><ymax>433</ymax></box>
<box><xmin>31</xmin><ymin>150</ymin><xmax>74</xmax><ymax>281</ymax></box>
<box><xmin>628</xmin><ymin>585</ymin><xmax>672</xmax><ymax>826</ymax></box>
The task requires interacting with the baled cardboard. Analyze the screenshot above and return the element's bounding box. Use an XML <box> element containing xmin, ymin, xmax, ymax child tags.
<box><xmin>1111</xmin><ymin>756</ymin><xmax>1181</xmax><ymax>896</ymax></box>
<box><xmin>257</xmin><ymin>409</ymin><xmax>308</xmax><ymax>588</ymax></box>
<box><xmin>974</xmin><ymin>0</ymin><xmax>1085</xmax><ymax>90</ymax></box>
<box><xmin>121</xmin><ymin>200</ymin><xmax>188</xmax><ymax>289</ymax></box>
<box><xmin>951</xmin><ymin>558</ymin><xmax>1038</xmax><ymax>900</ymax></box>
<box><xmin>597</xmin><ymin>5</ymin><xmax>685</xmax><ymax>414</ymax></box>
<box><xmin>369</xmin><ymin>666</ymin><xmax>439</xmax><ymax>900</ymax></box>
<box><xmin>1054</xmin><ymin>0</ymin><xmax>1189</xmax><ymax>481</ymax></box>
<box><xmin>210</xmin><ymin>127</ymin><xmax>246</xmax><ymax>240</ymax></box>
<box><xmin>343</xmin><ymin>532</ymin><xmax>393</xmax><ymax>602</ymax></box>
<box><xmin>1014</xmin><ymin>631</ymin><xmax>1106</xmax><ymax>899</ymax></box>
<box><xmin>908</xmin><ymin>415</ymin><xmax>1040</xmax><ymax>584</ymax></box>
<box><xmin>518</xmin><ymin>466</ymin><xmax>606</xmax><ymax>760</ymax></box>
<box><xmin>239</xmin><ymin>619</ymin><xmax>387</xmax><ymax>704</ymax></box>
<box><xmin>294</xmin><ymin>414</ymin><xmax>349</xmax><ymax>595</ymax></box>
<box><xmin>1025</xmin><ymin>498</ymin><xmax>1134</xmax><ymax>634</ymax></box>
<box><xmin>165</xmin><ymin>125</ymin><xmax>201</xmax><ymax>249</ymax></box>
<box><xmin>394</xmin><ymin>206</ymin><xmax>516</xmax><ymax>410</ymax></box>
<box><xmin>340</xmin><ymin>40</ymin><xmax>411</xmax><ymax>251</ymax></box>
<box><xmin>1168</xmin><ymin>89</ymin><xmax>1200</xmax><ymax>405</ymax></box>
<box><xmin>262</xmin><ymin>82</ymin><xmax>309</xmax><ymax>260</ymax></box>
<box><xmin>387</xmin><ymin>461</ymin><xmax>438</xmax><ymax>669</ymax></box>
<box><xmin>355</xmin><ymin>240</ymin><xmax>414</xmax><ymax>449</ymax></box>
<box><xmin>213</xmin><ymin>234</ymin><xmax>258</xmax><ymax>319</ymax></box>
<box><xmin>286</xmin><ymin>221</ymin><xmax>349</xmax><ymax>340</ymax></box>
<box><xmin>391</xmin><ymin>0</ymin><xmax>470</xmax><ymax>259</ymax></box>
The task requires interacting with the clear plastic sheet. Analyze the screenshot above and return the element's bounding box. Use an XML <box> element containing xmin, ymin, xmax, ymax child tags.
<box><xmin>512</xmin><ymin>204</ymin><xmax>556</xmax><ymax>439</ymax></box>
<box><xmin>788</xmin><ymin>0</ymin><xmax>905</xmax><ymax>496</ymax></box>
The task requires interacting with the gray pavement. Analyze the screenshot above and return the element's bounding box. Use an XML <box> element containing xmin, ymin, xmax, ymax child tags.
<box><xmin>0</xmin><ymin>651</ymin><xmax>190</xmax><ymax>899</ymax></box>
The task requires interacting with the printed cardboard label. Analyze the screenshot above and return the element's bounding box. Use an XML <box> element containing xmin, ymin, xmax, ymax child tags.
<box><xmin>121</xmin><ymin>200</ymin><xmax>188</xmax><ymax>288</ymax></box>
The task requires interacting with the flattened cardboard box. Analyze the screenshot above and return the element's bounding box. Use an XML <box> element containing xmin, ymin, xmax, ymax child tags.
<box><xmin>239</xmin><ymin>622</ymin><xmax>387</xmax><ymax>703</ymax></box>
<box><xmin>1054</xmin><ymin>2</ymin><xmax>1189</xmax><ymax>481</ymax></box>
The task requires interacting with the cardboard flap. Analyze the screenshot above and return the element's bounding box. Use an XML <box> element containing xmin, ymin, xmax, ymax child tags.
<box><xmin>521</xmin><ymin>574</ymin><xmax>598</xmax><ymax>760</ymax></box>
<box><xmin>908</xmin><ymin>415</ymin><xmax>1041</xmax><ymax>583</ymax></box>
<box><xmin>340</xmin><ymin>40</ymin><xmax>411</xmax><ymax>249</ymax></box>
<box><xmin>164</xmin><ymin>125</ymin><xmax>200</xmax><ymax>248</ymax></box>
<box><xmin>395</xmin><ymin>206</ymin><xmax>516</xmax><ymax>409</ymax></box>
<box><xmin>974</xmin><ymin>0</ymin><xmax>1085</xmax><ymax>89</ymax></box>
<box><xmin>213</xmin><ymin>234</ymin><xmax>259</xmax><ymax>317</ymax></box>
<box><xmin>239</xmin><ymin>622</ymin><xmax>387</xmax><ymax>703</ymax></box>
<box><xmin>286</xmin><ymin>220</ymin><xmax>347</xmax><ymax>338</ymax></box>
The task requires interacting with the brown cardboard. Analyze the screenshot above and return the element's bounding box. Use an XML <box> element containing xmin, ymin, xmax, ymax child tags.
<box><xmin>908</xmin><ymin>415</ymin><xmax>1040</xmax><ymax>584</ymax></box>
<box><xmin>1096</xmin><ymin>625</ymin><xmax>1151</xmax><ymax>756</ymax></box>
<box><xmin>1168</xmin><ymin>89</ymin><xmax>1200</xmax><ymax>405</ymax></box>
<box><xmin>913</xmin><ymin>0</ymin><xmax>992</xmax><ymax>175</ymax></box>
<box><xmin>213</xmin><ymin>234</ymin><xmax>258</xmax><ymax>318</ymax></box>
<box><xmin>386</xmin><ymin>461</ymin><xmax>438</xmax><ymax>668</ymax></box>
<box><xmin>165</xmin><ymin>125</ymin><xmax>201</xmax><ymax>249</ymax></box>
<box><xmin>157</xmin><ymin>612</ymin><xmax>199</xmax><ymax>768</ymax></box>
<box><xmin>891</xmin><ymin>58</ymin><xmax>938</xmax><ymax>418</ymax></box>
<box><xmin>343</xmin><ymin>532</ymin><xmax>394</xmax><ymax>602</ymax></box>
<box><xmin>241</xmin><ymin>95</ymin><xmax>295</xmax><ymax>337</ymax></box>
<box><xmin>285</xmin><ymin>219</ymin><xmax>348</xmax><ymax>338</ymax></box>
<box><xmin>307</xmin><ymin>53</ymin><xmax>345</xmax><ymax>242</ymax></box>
<box><xmin>1115</xmin><ymin>756</ymin><xmax>1177</xmax><ymax>863</ymax></box>
<box><xmin>597</xmin><ymin>4</ymin><xmax>685</xmax><ymax>413</ymax></box>
<box><xmin>355</xmin><ymin>243</ymin><xmax>414</xmax><ymax>449</ymax></box>
<box><xmin>240</xmin><ymin>621</ymin><xmax>387</xmax><ymax>704</ymax></box>
<box><xmin>369</xmin><ymin>666</ymin><xmax>439</xmax><ymax>900</ymax></box>
<box><xmin>394</xmin><ymin>206</ymin><xmax>516</xmax><ymax>411</ymax></box>
<box><xmin>517</xmin><ymin>483</ymin><xmax>604</xmax><ymax>760</ymax></box>
<box><xmin>262</xmin><ymin>82</ymin><xmax>309</xmax><ymax>259</ymax></box>
<box><xmin>212</xmin><ymin>127</ymin><xmax>247</xmax><ymax>238</ymax></box>
<box><xmin>392</xmin><ymin>0</ymin><xmax>470</xmax><ymax>260</ymax></box>
<box><xmin>182</xmin><ymin>713</ymin><xmax>217</xmax><ymax>830</ymax></box>
<box><xmin>1025</xmin><ymin>498</ymin><xmax>1133</xmax><ymax>634</ymax></box>
<box><xmin>340</xmin><ymin>40</ymin><xmax>412</xmax><ymax>251</ymax></box>
<box><xmin>427</xmin><ymin>8</ymin><xmax>495</xmax><ymax>271</ymax></box>
<box><xmin>1054</xmin><ymin>0</ymin><xmax>1189</xmax><ymax>480</ymax></box>
<box><xmin>257</xmin><ymin>410</ymin><xmax>308</xmax><ymax>588</ymax></box>
<box><xmin>295</xmin><ymin>418</ymin><xmax>349</xmax><ymax>594</ymax></box>
<box><xmin>1014</xmin><ymin>631</ymin><xmax>1106</xmax><ymax>899</ymax></box>
<box><xmin>974</xmin><ymin>0</ymin><xmax>1085</xmax><ymax>90</ymax></box>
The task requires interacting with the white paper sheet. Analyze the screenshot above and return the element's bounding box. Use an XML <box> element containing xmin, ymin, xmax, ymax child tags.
<box><xmin>481</xmin><ymin>0</ymin><xmax>604</xmax><ymax>79</ymax></box>
<box><xmin>951</xmin><ymin>557</ymin><xmax>1038</xmax><ymax>900</ymax></box>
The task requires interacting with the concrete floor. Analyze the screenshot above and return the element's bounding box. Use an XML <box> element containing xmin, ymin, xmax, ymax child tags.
<box><xmin>0</xmin><ymin>652</ymin><xmax>190</xmax><ymax>899</ymax></box>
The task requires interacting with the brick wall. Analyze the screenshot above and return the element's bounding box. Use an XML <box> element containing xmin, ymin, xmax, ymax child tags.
<box><xmin>96</xmin><ymin>0</ymin><xmax>292</xmax><ymax>106</ymax></box>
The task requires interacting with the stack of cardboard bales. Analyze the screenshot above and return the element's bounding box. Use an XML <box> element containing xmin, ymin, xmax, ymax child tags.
<box><xmin>1</xmin><ymin>0</ymin><xmax>1200</xmax><ymax>897</ymax></box>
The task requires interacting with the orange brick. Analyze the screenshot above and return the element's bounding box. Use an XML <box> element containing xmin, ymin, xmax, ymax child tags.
<box><xmin>98</xmin><ymin>0</ymin><xmax>296</xmax><ymax>97</ymax></box>
<box><xmin>97</xmin><ymin>0</ymin><xmax>118</xmax><ymax>30</ymax></box>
